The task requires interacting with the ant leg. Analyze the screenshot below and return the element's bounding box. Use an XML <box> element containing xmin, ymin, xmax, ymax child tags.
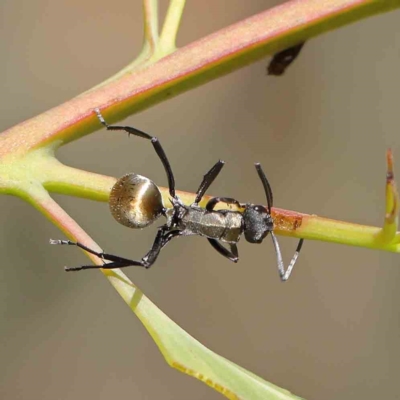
<box><xmin>50</xmin><ymin>239</ymin><xmax>148</xmax><ymax>271</ymax></box>
<box><xmin>51</xmin><ymin>226</ymin><xmax>180</xmax><ymax>272</ymax></box>
<box><xmin>205</xmin><ymin>197</ymin><xmax>241</xmax><ymax>262</ymax></box>
<box><xmin>161</xmin><ymin>230</ymin><xmax>183</xmax><ymax>250</ymax></box>
<box><xmin>206</xmin><ymin>197</ymin><xmax>243</xmax><ymax>212</ymax></box>
<box><xmin>94</xmin><ymin>108</ymin><xmax>176</xmax><ymax>198</ymax></box>
<box><xmin>194</xmin><ymin>160</ymin><xmax>225</xmax><ymax>205</ymax></box>
<box><xmin>255</xmin><ymin>163</ymin><xmax>273</xmax><ymax>213</ymax></box>
<box><xmin>207</xmin><ymin>239</ymin><xmax>239</xmax><ymax>263</ymax></box>
<box><xmin>133</xmin><ymin>227</ymin><xmax>182</xmax><ymax>266</ymax></box>
<box><xmin>270</xmin><ymin>233</ymin><xmax>304</xmax><ymax>281</ymax></box>
<box><xmin>137</xmin><ymin>226</ymin><xmax>171</xmax><ymax>267</ymax></box>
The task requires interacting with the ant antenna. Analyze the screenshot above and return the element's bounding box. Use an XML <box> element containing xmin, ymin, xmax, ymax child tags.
<box><xmin>255</xmin><ymin>162</ymin><xmax>304</xmax><ymax>281</ymax></box>
<box><xmin>255</xmin><ymin>163</ymin><xmax>273</xmax><ymax>212</ymax></box>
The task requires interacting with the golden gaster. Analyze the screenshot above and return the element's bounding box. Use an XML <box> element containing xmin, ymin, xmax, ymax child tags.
<box><xmin>109</xmin><ymin>174</ymin><xmax>164</xmax><ymax>229</ymax></box>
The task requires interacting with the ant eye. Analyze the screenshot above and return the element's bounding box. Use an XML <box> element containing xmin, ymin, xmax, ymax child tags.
<box><xmin>109</xmin><ymin>173</ymin><xmax>164</xmax><ymax>229</ymax></box>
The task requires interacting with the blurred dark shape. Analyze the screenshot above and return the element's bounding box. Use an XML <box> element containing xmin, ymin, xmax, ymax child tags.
<box><xmin>267</xmin><ymin>42</ymin><xmax>305</xmax><ymax>76</ymax></box>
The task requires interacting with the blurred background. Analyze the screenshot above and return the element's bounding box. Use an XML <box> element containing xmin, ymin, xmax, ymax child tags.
<box><xmin>0</xmin><ymin>1</ymin><xmax>400</xmax><ymax>399</ymax></box>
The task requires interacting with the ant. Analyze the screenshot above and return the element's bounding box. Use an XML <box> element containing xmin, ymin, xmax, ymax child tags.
<box><xmin>51</xmin><ymin>109</ymin><xmax>304</xmax><ymax>281</ymax></box>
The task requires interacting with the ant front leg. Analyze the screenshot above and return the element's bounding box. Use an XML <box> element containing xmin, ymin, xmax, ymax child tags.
<box><xmin>270</xmin><ymin>233</ymin><xmax>304</xmax><ymax>281</ymax></box>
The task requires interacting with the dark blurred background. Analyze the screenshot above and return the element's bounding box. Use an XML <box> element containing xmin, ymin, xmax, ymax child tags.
<box><xmin>1</xmin><ymin>1</ymin><xmax>399</xmax><ymax>399</ymax></box>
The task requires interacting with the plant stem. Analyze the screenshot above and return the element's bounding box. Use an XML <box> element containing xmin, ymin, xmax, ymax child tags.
<box><xmin>159</xmin><ymin>0</ymin><xmax>186</xmax><ymax>54</ymax></box>
<box><xmin>143</xmin><ymin>0</ymin><xmax>159</xmax><ymax>53</ymax></box>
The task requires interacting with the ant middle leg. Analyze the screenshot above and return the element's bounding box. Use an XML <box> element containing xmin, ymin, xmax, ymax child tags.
<box><xmin>205</xmin><ymin>196</ymin><xmax>242</xmax><ymax>262</ymax></box>
<box><xmin>94</xmin><ymin>108</ymin><xmax>176</xmax><ymax>198</ymax></box>
<box><xmin>208</xmin><ymin>239</ymin><xmax>239</xmax><ymax>263</ymax></box>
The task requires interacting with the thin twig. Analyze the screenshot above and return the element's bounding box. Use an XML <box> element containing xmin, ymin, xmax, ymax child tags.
<box><xmin>142</xmin><ymin>0</ymin><xmax>159</xmax><ymax>53</ymax></box>
<box><xmin>380</xmin><ymin>149</ymin><xmax>399</xmax><ymax>242</ymax></box>
<box><xmin>159</xmin><ymin>0</ymin><xmax>186</xmax><ymax>54</ymax></box>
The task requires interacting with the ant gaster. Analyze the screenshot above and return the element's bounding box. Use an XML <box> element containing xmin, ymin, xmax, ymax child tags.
<box><xmin>51</xmin><ymin>109</ymin><xmax>304</xmax><ymax>281</ymax></box>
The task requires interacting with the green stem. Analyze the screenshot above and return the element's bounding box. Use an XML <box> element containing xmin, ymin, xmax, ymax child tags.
<box><xmin>143</xmin><ymin>0</ymin><xmax>159</xmax><ymax>53</ymax></box>
<box><xmin>159</xmin><ymin>0</ymin><xmax>186</xmax><ymax>54</ymax></box>
<box><xmin>297</xmin><ymin>213</ymin><xmax>400</xmax><ymax>251</ymax></box>
<box><xmin>1</xmin><ymin>0</ymin><xmax>399</xmax><ymax>154</ymax></box>
<box><xmin>8</xmin><ymin>152</ymin><xmax>398</xmax><ymax>254</ymax></box>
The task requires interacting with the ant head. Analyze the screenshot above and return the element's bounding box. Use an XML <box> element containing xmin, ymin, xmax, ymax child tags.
<box><xmin>243</xmin><ymin>205</ymin><xmax>274</xmax><ymax>244</ymax></box>
<box><xmin>109</xmin><ymin>173</ymin><xmax>164</xmax><ymax>229</ymax></box>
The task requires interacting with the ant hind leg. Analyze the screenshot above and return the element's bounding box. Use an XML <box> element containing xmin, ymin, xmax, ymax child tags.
<box><xmin>94</xmin><ymin>108</ymin><xmax>177</xmax><ymax>198</ymax></box>
<box><xmin>50</xmin><ymin>239</ymin><xmax>148</xmax><ymax>271</ymax></box>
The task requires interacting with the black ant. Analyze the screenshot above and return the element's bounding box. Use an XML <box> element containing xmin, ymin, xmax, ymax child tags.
<box><xmin>51</xmin><ymin>109</ymin><xmax>304</xmax><ymax>281</ymax></box>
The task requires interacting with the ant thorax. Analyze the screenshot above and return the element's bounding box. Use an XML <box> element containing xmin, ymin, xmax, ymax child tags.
<box><xmin>164</xmin><ymin>197</ymin><xmax>243</xmax><ymax>243</ymax></box>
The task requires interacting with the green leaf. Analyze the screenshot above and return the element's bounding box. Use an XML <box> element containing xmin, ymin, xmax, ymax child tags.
<box><xmin>106</xmin><ymin>268</ymin><xmax>305</xmax><ymax>400</ymax></box>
